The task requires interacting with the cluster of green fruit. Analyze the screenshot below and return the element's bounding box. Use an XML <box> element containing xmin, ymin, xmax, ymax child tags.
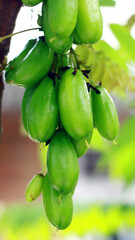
<box><xmin>4</xmin><ymin>0</ymin><xmax>119</xmax><ymax>230</ymax></box>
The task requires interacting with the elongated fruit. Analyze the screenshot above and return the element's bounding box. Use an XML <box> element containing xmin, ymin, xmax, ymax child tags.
<box><xmin>47</xmin><ymin>129</ymin><xmax>79</xmax><ymax>193</ymax></box>
<box><xmin>91</xmin><ymin>86</ymin><xmax>119</xmax><ymax>140</ymax></box>
<box><xmin>71</xmin><ymin>131</ymin><xmax>93</xmax><ymax>158</ymax></box>
<box><xmin>42</xmin><ymin>0</ymin><xmax>72</xmax><ymax>53</ymax></box>
<box><xmin>22</xmin><ymin>76</ymin><xmax>59</xmax><ymax>142</ymax></box>
<box><xmin>43</xmin><ymin>174</ymin><xmax>73</xmax><ymax>230</ymax></box>
<box><xmin>22</xmin><ymin>0</ymin><xmax>42</xmax><ymax>6</ymax></box>
<box><xmin>46</xmin><ymin>0</ymin><xmax>78</xmax><ymax>39</ymax></box>
<box><xmin>25</xmin><ymin>174</ymin><xmax>44</xmax><ymax>202</ymax></box>
<box><xmin>5</xmin><ymin>39</ymin><xmax>37</xmax><ymax>82</ymax></box>
<box><xmin>59</xmin><ymin>68</ymin><xmax>93</xmax><ymax>140</ymax></box>
<box><xmin>75</xmin><ymin>0</ymin><xmax>103</xmax><ymax>44</ymax></box>
<box><xmin>5</xmin><ymin>37</ymin><xmax>54</xmax><ymax>88</ymax></box>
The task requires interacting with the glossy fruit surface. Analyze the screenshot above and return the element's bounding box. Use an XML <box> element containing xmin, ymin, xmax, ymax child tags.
<box><xmin>47</xmin><ymin>129</ymin><xmax>79</xmax><ymax>193</ymax></box>
<box><xmin>6</xmin><ymin>37</ymin><xmax>54</xmax><ymax>88</ymax></box>
<box><xmin>42</xmin><ymin>0</ymin><xmax>72</xmax><ymax>53</ymax></box>
<box><xmin>22</xmin><ymin>76</ymin><xmax>59</xmax><ymax>142</ymax></box>
<box><xmin>43</xmin><ymin>174</ymin><xmax>73</xmax><ymax>230</ymax></box>
<box><xmin>5</xmin><ymin>39</ymin><xmax>37</xmax><ymax>82</ymax></box>
<box><xmin>47</xmin><ymin>0</ymin><xmax>78</xmax><ymax>39</ymax></box>
<box><xmin>71</xmin><ymin>131</ymin><xmax>92</xmax><ymax>157</ymax></box>
<box><xmin>91</xmin><ymin>86</ymin><xmax>119</xmax><ymax>140</ymax></box>
<box><xmin>59</xmin><ymin>68</ymin><xmax>93</xmax><ymax>140</ymax></box>
<box><xmin>75</xmin><ymin>0</ymin><xmax>103</xmax><ymax>44</ymax></box>
<box><xmin>25</xmin><ymin>174</ymin><xmax>44</xmax><ymax>202</ymax></box>
<box><xmin>22</xmin><ymin>0</ymin><xmax>42</xmax><ymax>6</ymax></box>
<box><xmin>21</xmin><ymin>86</ymin><xmax>35</xmax><ymax>133</ymax></box>
<box><xmin>73</xmin><ymin>31</ymin><xmax>82</xmax><ymax>45</ymax></box>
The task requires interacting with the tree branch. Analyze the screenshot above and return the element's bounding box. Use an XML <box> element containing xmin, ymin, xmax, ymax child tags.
<box><xmin>0</xmin><ymin>0</ymin><xmax>22</xmax><ymax>139</ymax></box>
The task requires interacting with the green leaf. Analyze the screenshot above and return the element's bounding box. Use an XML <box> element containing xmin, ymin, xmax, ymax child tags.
<box><xmin>95</xmin><ymin>40</ymin><xmax>128</xmax><ymax>71</ymax></box>
<box><xmin>98</xmin><ymin>0</ymin><xmax>116</xmax><ymax>6</ymax></box>
<box><xmin>110</xmin><ymin>23</ymin><xmax>135</xmax><ymax>62</ymax></box>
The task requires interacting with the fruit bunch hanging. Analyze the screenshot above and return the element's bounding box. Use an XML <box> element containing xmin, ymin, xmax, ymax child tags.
<box><xmin>5</xmin><ymin>0</ymin><xmax>119</xmax><ymax>230</ymax></box>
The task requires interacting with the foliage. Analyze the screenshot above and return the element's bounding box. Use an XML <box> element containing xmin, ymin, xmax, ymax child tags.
<box><xmin>98</xmin><ymin>0</ymin><xmax>115</xmax><ymax>6</ymax></box>
<box><xmin>0</xmin><ymin>203</ymin><xmax>135</xmax><ymax>240</ymax></box>
<box><xmin>96</xmin><ymin>116</ymin><xmax>135</xmax><ymax>184</ymax></box>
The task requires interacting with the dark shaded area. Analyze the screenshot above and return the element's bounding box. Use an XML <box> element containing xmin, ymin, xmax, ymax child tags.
<box><xmin>0</xmin><ymin>0</ymin><xmax>22</xmax><ymax>139</ymax></box>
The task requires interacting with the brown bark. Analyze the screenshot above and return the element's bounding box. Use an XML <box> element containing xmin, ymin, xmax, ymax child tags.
<box><xmin>0</xmin><ymin>0</ymin><xmax>22</xmax><ymax>139</ymax></box>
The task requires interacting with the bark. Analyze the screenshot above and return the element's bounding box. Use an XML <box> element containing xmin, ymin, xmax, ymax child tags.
<box><xmin>0</xmin><ymin>0</ymin><xmax>22</xmax><ymax>139</ymax></box>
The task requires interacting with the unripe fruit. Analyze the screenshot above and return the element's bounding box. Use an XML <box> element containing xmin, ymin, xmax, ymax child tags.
<box><xmin>91</xmin><ymin>86</ymin><xmax>119</xmax><ymax>140</ymax></box>
<box><xmin>6</xmin><ymin>37</ymin><xmax>54</xmax><ymax>88</ymax></box>
<box><xmin>59</xmin><ymin>68</ymin><xmax>93</xmax><ymax>140</ymax></box>
<box><xmin>22</xmin><ymin>0</ymin><xmax>42</xmax><ymax>6</ymax></box>
<box><xmin>47</xmin><ymin>0</ymin><xmax>78</xmax><ymax>39</ymax></box>
<box><xmin>43</xmin><ymin>174</ymin><xmax>73</xmax><ymax>230</ymax></box>
<box><xmin>47</xmin><ymin>129</ymin><xmax>79</xmax><ymax>194</ymax></box>
<box><xmin>75</xmin><ymin>0</ymin><xmax>103</xmax><ymax>44</ymax></box>
<box><xmin>22</xmin><ymin>76</ymin><xmax>59</xmax><ymax>142</ymax></box>
<box><xmin>42</xmin><ymin>0</ymin><xmax>72</xmax><ymax>53</ymax></box>
<box><xmin>71</xmin><ymin>131</ymin><xmax>92</xmax><ymax>158</ymax></box>
<box><xmin>25</xmin><ymin>174</ymin><xmax>44</xmax><ymax>202</ymax></box>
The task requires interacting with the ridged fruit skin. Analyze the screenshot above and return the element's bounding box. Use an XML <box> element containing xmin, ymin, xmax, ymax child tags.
<box><xmin>59</xmin><ymin>68</ymin><xmax>93</xmax><ymax>140</ymax></box>
<box><xmin>6</xmin><ymin>37</ymin><xmax>54</xmax><ymax>88</ymax></box>
<box><xmin>22</xmin><ymin>0</ymin><xmax>42</xmax><ymax>6</ymax></box>
<box><xmin>22</xmin><ymin>76</ymin><xmax>59</xmax><ymax>142</ymax></box>
<box><xmin>91</xmin><ymin>86</ymin><xmax>119</xmax><ymax>140</ymax></box>
<box><xmin>43</xmin><ymin>174</ymin><xmax>73</xmax><ymax>230</ymax></box>
<box><xmin>5</xmin><ymin>39</ymin><xmax>37</xmax><ymax>81</ymax></box>
<box><xmin>46</xmin><ymin>0</ymin><xmax>78</xmax><ymax>39</ymax></box>
<box><xmin>71</xmin><ymin>131</ymin><xmax>92</xmax><ymax>158</ymax></box>
<box><xmin>47</xmin><ymin>129</ymin><xmax>79</xmax><ymax>194</ymax></box>
<box><xmin>75</xmin><ymin>0</ymin><xmax>103</xmax><ymax>44</ymax></box>
<box><xmin>25</xmin><ymin>174</ymin><xmax>44</xmax><ymax>202</ymax></box>
<box><xmin>42</xmin><ymin>0</ymin><xmax>72</xmax><ymax>53</ymax></box>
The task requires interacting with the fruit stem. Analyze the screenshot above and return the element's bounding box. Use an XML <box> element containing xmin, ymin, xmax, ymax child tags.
<box><xmin>85</xmin><ymin>139</ymin><xmax>90</xmax><ymax>149</ymax></box>
<box><xmin>0</xmin><ymin>27</ymin><xmax>41</xmax><ymax>43</ymax></box>
<box><xmin>58</xmin><ymin>193</ymin><xmax>62</xmax><ymax>203</ymax></box>
<box><xmin>52</xmin><ymin>229</ymin><xmax>59</xmax><ymax>239</ymax></box>
<box><xmin>70</xmin><ymin>48</ymin><xmax>80</xmax><ymax>69</ymax></box>
<box><xmin>113</xmin><ymin>140</ymin><xmax>120</xmax><ymax>146</ymax></box>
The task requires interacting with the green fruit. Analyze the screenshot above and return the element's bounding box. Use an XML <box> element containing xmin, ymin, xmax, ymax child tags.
<box><xmin>59</xmin><ymin>68</ymin><xmax>93</xmax><ymax>140</ymax></box>
<box><xmin>21</xmin><ymin>86</ymin><xmax>36</xmax><ymax>133</ymax></box>
<box><xmin>25</xmin><ymin>174</ymin><xmax>44</xmax><ymax>202</ymax></box>
<box><xmin>43</xmin><ymin>174</ymin><xmax>73</xmax><ymax>230</ymax></box>
<box><xmin>75</xmin><ymin>0</ymin><xmax>103</xmax><ymax>44</ymax></box>
<box><xmin>46</xmin><ymin>0</ymin><xmax>78</xmax><ymax>39</ymax></box>
<box><xmin>22</xmin><ymin>76</ymin><xmax>59</xmax><ymax>142</ymax></box>
<box><xmin>5</xmin><ymin>39</ymin><xmax>37</xmax><ymax>81</ymax></box>
<box><xmin>42</xmin><ymin>0</ymin><xmax>72</xmax><ymax>53</ymax></box>
<box><xmin>47</xmin><ymin>129</ymin><xmax>79</xmax><ymax>194</ymax></box>
<box><xmin>71</xmin><ymin>131</ymin><xmax>92</xmax><ymax>158</ymax></box>
<box><xmin>73</xmin><ymin>31</ymin><xmax>82</xmax><ymax>45</ymax></box>
<box><xmin>91</xmin><ymin>86</ymin><xmax>119</xmax><ymax>140</ymax></box>
<box><xmin>6</xmin><ymin>37</ymin><xmax>54</xmax><ymax>88</ymax></box>
<box><xmin>22</xmin><ymin>0</ymin><xmax>42</xmax><ymax>6</ymax></box>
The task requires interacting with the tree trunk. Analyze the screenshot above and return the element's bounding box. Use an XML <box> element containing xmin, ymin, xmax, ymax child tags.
<box><xmin>0</xmin><ymin>0</ymin><xmax>22</xmax><ymax>139</ymax></box>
